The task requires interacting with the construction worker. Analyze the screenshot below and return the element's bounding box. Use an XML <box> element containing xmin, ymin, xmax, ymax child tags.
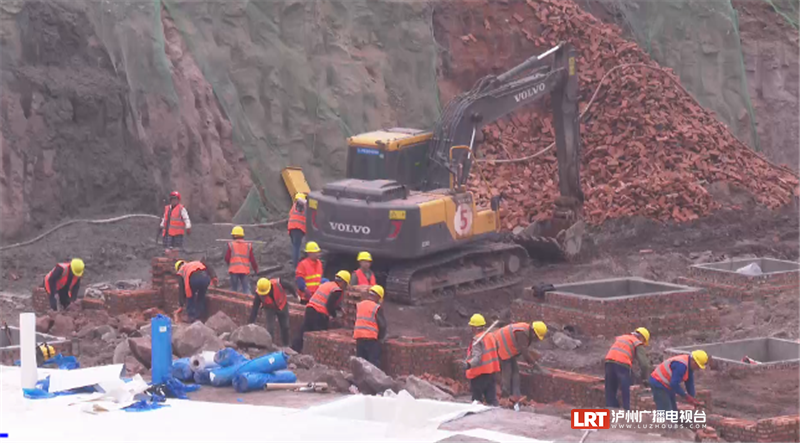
<box><xmin>295</xmin><ymin>241</ymin><xmax>323</xmax><ymax>304</ymax></box>
<box><xmin>224</xmin><ymin>226</ymin><xmax>259</xmax><ymax>294</ymax></box>
<box><xmin>249</xmin><ymin>277</ymin><xmax>297</xmax><ymax>347</ymax></box>
<box><xmin>464</xmin><ymin>314</ymin><xmax>500</xmax><ymax>406</ymax></box>
<box><xmin>291</xmin><ymin>270</ymin><xmax>350</xmax><ymax>352</ymax></box>
<box><xmin>650</xmin><ymin>350</ymin><xmax>709</xmax><ymax>412</ymax></box>
<box><xmin>44</xmin><ymin>258</ymin><xmax>84</xmax><ymax>311</ymax></box>
<box><xmin>353</xmin><ymin>285</ymin><xmax>387</xmax><ymax>367</ymax></box>
<box><xmin>605</xmin><ymin>327</ymin><xmax>652</xmax><ymax>410</ymax></box>
<box><xmin>160</xmin><ymin>191</ymin><xmax>191</xmax><ymax>249</ymax></box>
<box><xmin>352</xmin><ymin>251</ymin><xmax>376</xmax><ymax>286</ymax></box>
<box><xmin>288</xmin><ymin>193</ymin><xmax>307</xmax><ymax>268</ymax></box>
<box><xmin>494</xmin><ymin>320</ymin><xmax>547</xmax><ymax>400</ymax></box>
<box><xmin>175</xmin><ymin>260</ymin><xmax>218</xmax><ymax>322</ymax></box>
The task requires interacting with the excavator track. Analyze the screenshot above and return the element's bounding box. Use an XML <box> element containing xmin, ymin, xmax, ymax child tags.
<box><xmin>385</xmin><ymin>242</ymin><xmax>529</xmax><ymax>305</ymax></box>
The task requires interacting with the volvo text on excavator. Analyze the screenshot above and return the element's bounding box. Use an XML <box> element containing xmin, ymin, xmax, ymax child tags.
<box><xmin>295</xmin><ymin>43</ymin><xmax>584</xmax><ymax>304</ymax></box>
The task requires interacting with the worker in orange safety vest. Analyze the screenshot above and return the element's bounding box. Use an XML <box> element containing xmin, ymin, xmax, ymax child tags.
<box><xmin>291</xmin><ymin>270</ymin><xmax>350</xmax><ymax>353</ymax></box>
<box><xmin>605</xmin><ymin>327</ymin><xmax>652</xmax><ymax>410</ymax></box>
<box><xmin>650</xmin><ymin>351</ymin><xmax>708</xmax><ymax>413</ymax></box>
<box><xmin>494</xmin><ymin>321</ymin><xmax>547</xmax><ymax>400</ymax></box>
<box><xmin>353</xmin><ymin>285</ymin><xmax>387</xmax><ymax>367</ymax></box>
<box><xmin>175</xmin><ymin>260</ymin><xmax>217</xmax><ymax>322</ymax></box>
<box><xmin>44</xmin><ymin>259</ymin><xmax>84</xmax><ymax>311</ymax></box>
<box><xmin>288</xmin><ymin>193</ymin><xmax>307</xmax><ymax>268</ymax></box>
<box><xmin>295</xmin><ymin>241</ymin><xmax>324</xmax><ymax>304</ymax></box>
<box><xmin>463</xmin><ymin>314</ymin><xmax>500</xmax><ymax>406</ymax></box>
<box><xmin>352</xmin><ymin>251</ymin><xmax>376</xmax><ymax>286</ymax></box>
<box><xmin>249</xmin><ymin>277</ymin><xmax>296</xmax><ymax>347</ymax></box>
<box><xmin>225</xmin><ymin>226</ymin><xmax>259</xmax><ymax>294</ymax></box>
<box><xmin>160</xmin><ymin>191</ymin><xmax>191</xmax><ymax>249</ymax></box>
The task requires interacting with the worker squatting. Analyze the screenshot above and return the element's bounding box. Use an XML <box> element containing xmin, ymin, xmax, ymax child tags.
<box><xmin>42</xmin><ymin>191</ymin><xmax>712</xmax><ymax>412</ymax></box>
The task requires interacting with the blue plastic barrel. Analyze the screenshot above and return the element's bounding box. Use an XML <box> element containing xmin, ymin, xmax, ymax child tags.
<box><xmin>234</xmin><ymin>352</ymin><xmax>287</xmax><ymax>376</ymax></box>
<box><xmin>151</xmin><ymin>314</ymin><xmax>173</xmax><ymax>385</ymax></box>
<box><xmin>233</xmin><ymin>370</ymin><xmax>297</xmax><ymax>393</ymax></box>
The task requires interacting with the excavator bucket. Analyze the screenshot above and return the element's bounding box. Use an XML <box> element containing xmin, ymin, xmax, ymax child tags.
<box><xmin>514</xmin><ymin>218</ymin><xmax>585</xmax><ymax>261</ymax></box>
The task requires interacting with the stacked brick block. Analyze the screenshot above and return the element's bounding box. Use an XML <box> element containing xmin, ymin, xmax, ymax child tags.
<box><xmin>512</xmin><ymin>285</ymin><xmax>719</xmax><ymax>336</ymax></box>
<box><xmin>679</xmin><ymin>263</ymin><xmax>800</xmax><ymax>302</ymax></box>
<box><xmin>304</xmin><ymin>329</ymin><xmax>357</xmax><ymax>370</ymax></box>
<box><xmin>707</xmin><ymin>414</ymin><xmax>800</xmax><ymax>442</ymax></box>
<box><xmin>32</xmin><ymin>285</ymin><xmax>161</xmax><ymax>316</ymax></box>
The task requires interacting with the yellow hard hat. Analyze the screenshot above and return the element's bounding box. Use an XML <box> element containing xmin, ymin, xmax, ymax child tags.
<box><xmin>692</xmin><ymin>350</ymin><xmax>709</xmax><ymax>369</ymax></box>
<box><xmin>532</xmin><ymin>321</ymin><xmax>547</xmax><ymax>340</ymax></box>
<box><xmin>295</xmin><ymin>193</ymin><xmax>307</xmax><ymax>201</ymax></box>
<box><xmin>635</xmin><ymin>327</ymin><xmax>651</xmax><ymax>346</ymax></box>
<box><xmin>357</xmin><ymin>251</ymin><xmax>373</xmax><ymax>262</ymax></box>
<box><xmin>70</xmin><ymin>258</ymin><xmax>85</xmax><ymax>277</ymax></box>
<box><xmin>256</xmin><ymin>278</ymin><xmax>272</xmax><ymax>295</ymax></box>
<box><xmin>175</xmin><ymin>260</ymin><xmax>185</xmax><ymax>272</ymax></box>
<box><xmin>305</xmin><ymin>241</ymin><xmax>321</xmax><ymax>253</ymax></box>
<box><xmin>468</xmin><ymin>313</ymin><xmax>486</xmax><ymax>327</ymax></box>
<box><xmin>335</xmin><ymin>270</ymin><xmax>351</xmax><ymax>285</ymax></box>
<box><xmin>369</xmin><ymin>285</ymin><xmax>385</xmax><ymax>300</ymax></box>
<box><xmin>231</xmin><ymin>226</ymin><xmax>244</xmax><ymax>237</ymax></box>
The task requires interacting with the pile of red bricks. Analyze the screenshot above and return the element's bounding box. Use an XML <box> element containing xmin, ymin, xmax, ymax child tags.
<box><xmin>462</xmin><ymin>0</ymin><xmax>799</xmax><ymax>229</ymax></box>
<box><xmin>512</xmin><ymin>284</ymin><xmax>719</xmax><ymax>336</ymax></box>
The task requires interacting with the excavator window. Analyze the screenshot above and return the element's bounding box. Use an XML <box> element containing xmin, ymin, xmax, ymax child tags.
<box><xmin>392</xmin><ymin>141</ymin><xmax>430</xmax><ymax>189</ymax></box>
<box><xmin>347</xmin><ymin>145</ymin><xmax>386</xmax><ymax>180</ymax></box>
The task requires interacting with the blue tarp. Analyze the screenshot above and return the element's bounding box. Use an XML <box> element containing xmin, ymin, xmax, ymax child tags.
<box><xmin>215</xmin><ymin>348</ymin><xmax>246</xmax><ymax>367</ymax></box>
<box><xmin>171</xmin><ymin>358</ymin><xmax>193</xmax><ymax>381</ymax></box>
<box><xmin>233</xmin><ymin>370</ymin><xmax>297</xmax><ymax>393</ymax></box>
<box><xmin>234</xmin><ymin>352</ymin><xmax>287</xmax><ymax>376</ymax></box>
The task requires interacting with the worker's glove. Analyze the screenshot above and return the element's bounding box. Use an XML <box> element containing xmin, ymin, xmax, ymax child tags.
<box><xmin>684</xmin><ymin>395</ymin><xmax>699</xmax><ymax>406</ymax></box>
<box><xmin>211</xmin><ymin>277</ymin><xmax>219</xmax><ymax>287</ymax></box>
<box><xmin>459</xmin><ymin>361</ymin><xmax>470</xmax><ymax>370</ymax></box>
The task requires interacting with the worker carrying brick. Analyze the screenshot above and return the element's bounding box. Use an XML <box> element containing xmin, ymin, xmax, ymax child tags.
<box><xmin>43</xmin><ymin>258</ymin><xmax>84</xmax><ymax>311</ymax></box>
<box><xmin>160</xmin><ymin>191</ymin><xmax>191</xmax><ymax>249</ymax></box>
<box><xmin>225</xmin><ymin>226</ymin><xmax>259</xmax><ymax>294</ymax></box>
<box><xmin>352</xmin><ymin>251</ymin><xmax>376</xmax><ymax>286</ymax></box>
<box><xmin>295</xmin><ymin>241</ymin><xmax>324</xmax><ymax>304</ymax></box>
<box><xmin>291</xmin><ymin>270</ymin><xmax>350</xmax><ymax>352</ymax></box>
<box><xmin>249</xmin><ymin>277</ymin><xmax>296</xmax><ymax>347</ymax></box>
<box><xmin>288</xmin><ymin>193</ymin><xmax>307</xmax><ymax>268</ymax></box>
<box><xmin>494</xmin><ymin>320</ymin><xmax>547</xmax><ymax>400</ymax></box>
<box><xmin>353</xmin><ymin>285</ymin><xmax>387</xmax><ymax>367</ymax></box>
<box><xmin>650</xmin><ymin>350</ymin><xmax>709</xmax><ymax>413</ymax></box>
<box><xmin>175</xmin><ymin>260</ymin><xmax>218</xmax><ymax>323</ymax></box>
<box><xmin>463</xmin><ymin>314</ymin><xmax>500</xmax><ymax>406</ymax></box>
<box><xmin>604</xmin><ymin>327</ymin><xmax>652</xmax><ymax>411</ymax></box>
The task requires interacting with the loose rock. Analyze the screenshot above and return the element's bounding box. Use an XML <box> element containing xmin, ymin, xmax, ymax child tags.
<box><xmin>205</xmin><ymin>311</ymin><xmax>238</xmax><ymax>335</ymax></box>
<box><xmin>552</xmin><ymin>331</ymin><xmax>582</xmax><ymax>350</ymax></box>
<box><xmin>50</xmin><ymin>314</ymin><xmax>75</xmax><ymax>336</ymax></box>
<box><xmin>288</xmin><ymin>353</ymin><xmax>316</xmax><ymax>370</ymax></box>
<box><xmin>113</xmin><ymin>340</ymin><xmax>131</xmax><ymax>365</ymax></box>
<box><xmin>403</xmin><ymin>375</ymin><xmax>454</xmax><ymax>402</ymax></box>
<box><xmin>172</xmin><ymin>321</ymin><xmax>225</xmax><ymax>358</ymax></box>
<box><xmin>305</xmin><ymin>364</ymin><xmax>351</xmax><ymax>393</ymax></box>
<box><xmin>117</xmin><ymin>314</ymin><xmax>138</xmax><ymax>335</ymax></box>
<box><xmin>230</xmin><ymin>324</ymin><xmax>275</xmax><ymax>350</ymax></box>
<box><xmin>349</xmin><ymin>356</ymin><xmax>397</xmax><ymax>395</ymax></box>
<box><xmin>35</xmin><ymin>315</ymin><xmax>53</xmax><ymax>333</ymax></box>
<box><xmin>128</xmin><ymin>337</ymin><xmax>153</xmax><ymax>369</ymax></box>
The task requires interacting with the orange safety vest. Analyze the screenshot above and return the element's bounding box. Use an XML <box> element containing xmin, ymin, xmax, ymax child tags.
<box><xmin>353</xmin><ymin>300</ymin><xmax>380</xmax><ymax>340</ymax></box>
<box><xmin>162</xmin><ymin>204</ymin><xmax>186</xmax><ymax>236</ymax></box>
<box><xmin>288</xmin><ymin>201</ymin><xmax>306</xmax><ymax>234</ymax></box>
<box><xmin>353</xmin><ymin>269</ymin><xmax>376</xmax><ymax>286</ymax></box>
<box><xmin>494</xmin><ymin>322</ymin><xmax>530</xmax><ymax>361</ymax></box>
<box><xmin>177</xmin><ymin>261</ymin><xmax>207</xmax><ymax>300</ymax></box>
<box><xmin>605</xmin><ymin>334</ymin><xmax>643</xmax><ymax>367</ymax></box>
<box><xmin>261</xmin><ymin>278</ymin><xmax>287</xmax><ymax>311</ymax></box>
<box><xmin>466</xmin><ymin>333</ymin><xmax>501</xmax><ymax>379</ymax></box>
<box><xmin>44</xmin><ymin>263</ymin><xmax>80</xmax><ymax>297</ymax></box>
<box><xmin>296</xmin><ymin>258</ymin><xmax>323</xmax><ymax>300</ymax></box>
<box><xmin>227</xmin><ymin>240</ymin><xmax>252</xmax><ymax>275</ymax></box>
<box><xmin>651</xmin><ymin>354</ymin><xmax>690</xmax><ymax>390</ymax></box>
<box><xmin>308</xmin><ymin>281</ymin><xmax>340</xmax><ymax>317</ymax></box>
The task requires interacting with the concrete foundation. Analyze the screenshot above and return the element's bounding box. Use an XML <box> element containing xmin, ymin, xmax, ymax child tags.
<box><xmin>512</xmin><ymin>277</ymin><xmax>717</xmax><ymax>336</ymax></box>
<box><xmin>0</xmin><ymin>326</ymin><xmax>71</xmax><ymax>365</ymax></box>
<box><xmin>668</xmin><ymin>338</ymin><xmax>800</xmax><ymax>370</ymax></box>
<box><xmin>680</xmin><ymin>258</ymin><xmax>800</xmax><ymax>301</ymax></box>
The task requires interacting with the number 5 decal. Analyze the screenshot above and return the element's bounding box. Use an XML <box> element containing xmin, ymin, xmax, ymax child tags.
<box><xmin>454</xmin><ymin>203</ymin><xmax>473</xmax><ymax>236</ymax></box>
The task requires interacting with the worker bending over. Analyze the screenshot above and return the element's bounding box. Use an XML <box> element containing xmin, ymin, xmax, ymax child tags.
<box><xmin>353</xmin><ymin>285</ymin><xmax>387</xmax><ymax>367</ymax></box>
<box><xmin>295</xmin><ymin>241</ymin><xmax>323</xmax><ymax>304</ymax></box>
<box><xmin>464</xmin><ymin>314</ymin><xmax>500</xmax><ymax>406</ymax></box>
<box><xmin>605</xmin><ymin>327</ymin><xmax>652</xmax><ymax>410</ymax></box>
<box><xmin>650</xmin><ymin>350</ymin><xmax>708</xmax><ymax>412</ymax></box>
<box><xmin>44</xmin><ymin>258</ymin><xmax>84</xmax><ymax>311</ymax></box>
<box><xmin>494</xmin><ymin>320</ymin><xmax>547</xmax><ymax>400</ymax></box>
<box><xmin>175</xmin><ymin>260</ymin><xmax>218</xmax><ymax>322</ymax></box>
<box><xmin>249</xmin><ymin>277</ymin><xmax>296</xmax><ymax>347</ymax></box>
<box><xmin>225</xmin><ymin>226</ymin><xmax>259</xmax><ymax>294</ymax></box>
<box><xmin>288</xmin><ymin>193</ymin><xmax>307</xmax><ymax>268</ymax></box>
<box><xmin>160</xmin><ymin>191</ymin><xmax>191</xmax><ymax>249</ymax></box>
<box><xmin>291</xmin><ymin>271</ymin><xmax>350</xmax><ymax>352</ymax></box>
<box><xmin>352</xmin><ymin>251</ymin><xmax>376</xmax><ymax>285</ymax></box>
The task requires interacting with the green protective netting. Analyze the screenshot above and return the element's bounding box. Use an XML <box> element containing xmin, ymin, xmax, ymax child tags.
<box><xmin>601</xmin><ymin>0</ymin><xmax>761</xmax><ymax>151</ymax></box>
<box><xmin>89</xmin><ymin>0</ymin><xmax>441</xmax><ymax>223</ymax></box>
<box><xmin>762</xmin><ymin>0</ymin><xmax>799</xmax><ymax>29</ymax></box>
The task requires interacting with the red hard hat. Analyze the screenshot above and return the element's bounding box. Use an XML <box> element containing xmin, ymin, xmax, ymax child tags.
<box><xmin>170</xmin><ymin>191</ymin><xmax>181</xmax><ymax>200</ymax></box>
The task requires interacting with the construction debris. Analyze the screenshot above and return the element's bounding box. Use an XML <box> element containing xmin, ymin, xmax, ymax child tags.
<box><xmin>470</xmin><ymin>0</ymin><xmax>799</xmax><ymax>229</ymax></box>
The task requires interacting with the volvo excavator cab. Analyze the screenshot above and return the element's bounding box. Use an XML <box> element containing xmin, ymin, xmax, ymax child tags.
<box><xmin>345</xmin><ymin>129</ymin><xmax>432</xmax><ymax>188</ymax></box>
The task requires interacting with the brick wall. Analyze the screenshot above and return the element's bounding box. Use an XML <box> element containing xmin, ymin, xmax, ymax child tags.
<box><xmin>32</xmin><ymin>285</ymin><xmax>161</xmax><ymax>316</ymax></box>
<box><xmin>708</xmin><ymin>414</ymin><xmax>800</xmax><ymax>443</ymax></box>
<box><xmin>512</xmin><ymin>287</ymin><xmax>719</xmax><ymax>336</ymax></box>
<box><xmin>682</xmin><ymin>264</ymin><xmax>800</xmax><ymax>302</ymax></box>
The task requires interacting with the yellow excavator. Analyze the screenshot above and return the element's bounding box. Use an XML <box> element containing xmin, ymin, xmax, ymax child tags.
<box><xmin>282</xmin><ymin>43</ymin><xmax>584</xmax><ymax>305</ymax></box>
